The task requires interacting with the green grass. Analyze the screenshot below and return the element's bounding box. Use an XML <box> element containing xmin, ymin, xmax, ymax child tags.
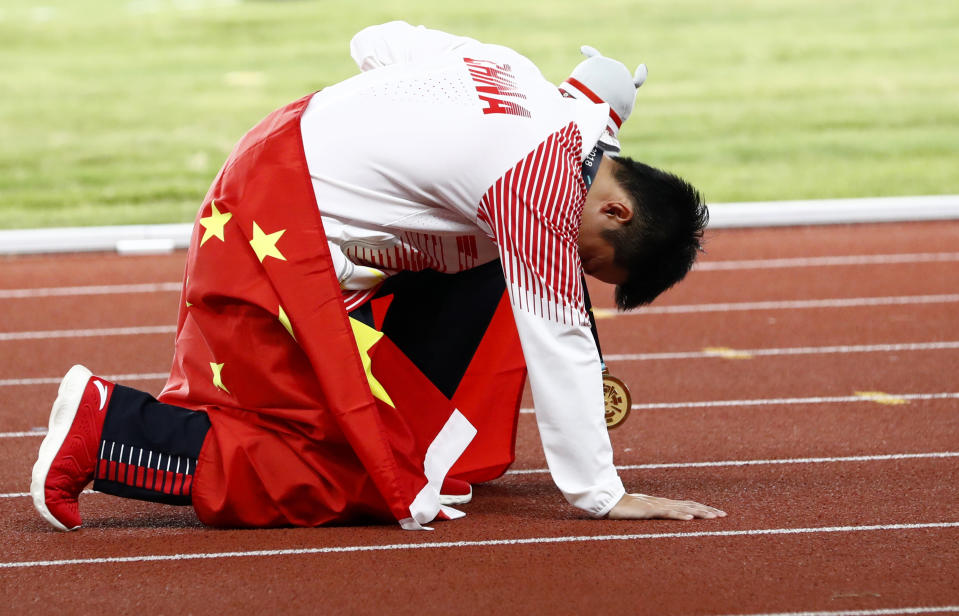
<box><xmin>1</xmin><ymin>0</ymin><xmax>957</xmax><ymax>228</ymax></box>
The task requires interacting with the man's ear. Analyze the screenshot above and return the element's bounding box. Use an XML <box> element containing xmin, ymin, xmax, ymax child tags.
<box><xmin>602</xmin><ymin>200</ymin><xmax>634</xmax><ymax>224</ymax></box>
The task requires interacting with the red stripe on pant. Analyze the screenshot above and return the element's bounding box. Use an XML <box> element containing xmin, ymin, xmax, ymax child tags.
<box><xmin>123</xmin><ymin>465</ymin><xmax>140</xmax><ymax>487</ymax></box>
<box><xmin>97</xmin><ymin>460</ymin><xmax>193</xmax><ymax>496</ymax></box>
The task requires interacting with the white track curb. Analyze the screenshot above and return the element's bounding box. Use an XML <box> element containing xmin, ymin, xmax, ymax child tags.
<box><xmin>0</xmin><ymin>223</ymin><xmax>193</xmax><ymax>256</ymax></box>
<box><xmin>707</xmin><ymin>194</ymin><xmax>959</xmax><ymax>228</ymax></box>
<box><xmin>0</xmin><ymin>195</ymin><xmax>957</xmax><ymax>255</ymax></box>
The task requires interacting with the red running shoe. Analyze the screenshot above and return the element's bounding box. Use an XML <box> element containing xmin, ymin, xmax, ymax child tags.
<box><xmin>439</xmin><ymin>477</ymin><xmax>472</xmax><ymax>505</ymax></box>
<box><xmin>31</xmin><ymin>366</ymin><xmax>114</xmax><ymax>531</ymax></box>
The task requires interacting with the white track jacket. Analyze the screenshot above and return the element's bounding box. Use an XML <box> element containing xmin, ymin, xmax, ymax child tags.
<box><xmin>299</xmin><ymin>21</ymin><xmax>626</xmax><ymax>517</ymax></box>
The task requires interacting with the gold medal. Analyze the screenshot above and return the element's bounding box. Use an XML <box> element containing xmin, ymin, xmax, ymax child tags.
<box><xmin>603</xmin><ymin>369</ymin><xmax>632</xmax><ymax>429</ymax></box>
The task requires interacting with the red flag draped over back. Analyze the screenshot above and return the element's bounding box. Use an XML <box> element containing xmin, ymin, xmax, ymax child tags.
<box><xmin>159</xmin><ymin>95</ymin><xmax>475</xmax><ymax>528</ymax></box>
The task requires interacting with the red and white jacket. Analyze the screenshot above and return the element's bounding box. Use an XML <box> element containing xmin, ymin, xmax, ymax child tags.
<box><xmin>299</xmin><ymin>22</ymin><xmax>625</xmax><ymax>517</ymax></box>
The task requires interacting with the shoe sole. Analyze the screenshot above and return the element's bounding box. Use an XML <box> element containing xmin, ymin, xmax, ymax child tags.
<box><xmin>30</xmin><ymin>365</ymin><xmax>93</xmax><ymax>532</ymax></box>
<box><xmin>438</xmin><ymin>488</ymin><xmax>472</xmax><ymax>506</ymax></box>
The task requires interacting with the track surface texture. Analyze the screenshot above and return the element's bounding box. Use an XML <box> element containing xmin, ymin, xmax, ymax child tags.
<box><xmin>2</xmin><ymin>221</ymin><xmax>958</xmax><ymax>616</ymax></box>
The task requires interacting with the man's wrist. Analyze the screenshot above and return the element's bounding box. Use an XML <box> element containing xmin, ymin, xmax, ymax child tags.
<box><xmin>594</xmin><ymin>483</ymin><xmax>627</xmax><ymax>518</ymax></box>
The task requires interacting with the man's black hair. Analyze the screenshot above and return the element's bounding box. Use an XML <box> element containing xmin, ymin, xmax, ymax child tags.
<box><xmin>603</xmin><ymin>156</ymin><xmax>708</xmax><ymax>310</ymax></box>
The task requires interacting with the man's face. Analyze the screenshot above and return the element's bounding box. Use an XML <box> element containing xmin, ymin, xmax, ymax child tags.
<box><xmin>577</xmin><ymin>156</ymin><xmax>634</xmax><ymax>285</ymax></box>
<box><xmin>578</xmin><ymin>197</ymin><xmax>629</xmax><ymax>285</ymax></box>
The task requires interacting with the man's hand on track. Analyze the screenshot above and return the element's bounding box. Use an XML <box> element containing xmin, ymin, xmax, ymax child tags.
<box><xmin>607</xmin><ymin>493</ymin><xmax>727</xmax><ymax>521</ymax></box>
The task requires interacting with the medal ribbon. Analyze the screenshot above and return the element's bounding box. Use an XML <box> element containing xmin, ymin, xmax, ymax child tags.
<box><xmin>581</xmin><ymin>274</ymin><xmax>607</xmax><ymax>373</ymax></box>
<box><xmin>581</xmin><ymin>147</ymin><xmax>632</xmax><ymax>428</ymax></box>
<box><xmin>581</xmin><ymin>145</ymin><xmax>607</xmax><ymax>371</ymax></box>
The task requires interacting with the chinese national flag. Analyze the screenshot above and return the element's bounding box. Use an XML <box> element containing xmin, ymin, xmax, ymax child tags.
<box><xmin>159</xmin><ymin>95</ymin><xmax>478</xmax><ymax>528</ymax></box>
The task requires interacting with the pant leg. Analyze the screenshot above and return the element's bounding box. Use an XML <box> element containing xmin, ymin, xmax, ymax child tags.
<box><xmin>90</xmin><ymin>264</ymin><xmax>518</xmax><ymax>517</ymax></box>
<box><xmin>376</xmin><ymin>260</ymin><xmax>507</xmax><ymax>398</ymax></box>
<box><xmin>371</xmin><ymin>261</ymin><xmax>527</xmax><ymax>482</ymax></box>
<box><xmin>93</xmin><ymin>384</ymin><xmax>210</xmax><ymax>505</ymax></box>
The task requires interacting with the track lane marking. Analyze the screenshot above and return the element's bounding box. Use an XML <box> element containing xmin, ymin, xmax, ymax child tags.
<box><xmin>0</xmin><ymin>431</ymin><xmax>48</xmax><ymax>439</ymax></box>
<box><xmin>1</xmin><ymin>489</ymin><xmax>95</xmax><ymax>500</ymax></box>
<box><xmin>3</xmin><ymin>293</ymin><xmax>958</xmax><ymax>345</ymax></box>
<box><xmin>627</xmin><ymin>392</ymin><xmax>959</xmax><ymax>411</ymax></box>
<box><xmin>694</xmin><ymin>252</ymin><xmax>959</xmax><ymax>271</ymax></box>
<box><xmin>721</xmin><ymin>607</ymin><xmax>959</xmax><ymax>616</ymax></box>
<box><xmin>0</xmin><ymin>372</ymin><xmax>168</xmax><ymax>387</ymax></box>
<box><xmin>3</xmin><ymin>292</ymin><xmax>958</xmax><ymax>322</ymax></box>
<box><xmin>0</xmin><ymin>326</ymin><xmax>176</xmax><ymax>341</ymax></box>
<box><xmin>702</xmin><ymin>346</ymin><xmax>755</xmax><ymax>359</ymax></box>
<box><xmin>517</xmin><ymin>391</ymin><xmax>959</xmax><ymax>414</ymax></box>
<box><xmin>3</xmin><ymin>339</ymin><xmax>952</xmax><ymax>389</ymax></box>
<box><xmin>625</xmin><ymin>294</ymin><xmax>959</xmax><ymax>316</ymax></box>
<box><xmin>2</xmin><ymin>253</ymin><xmax>955</xmax><ymax>300</ymax></box>
<box><xmin>853</xmin><ymin>391</ymin><xmax>909</xmax><ymax>405</ymax></box>
<box><xmin>0</xmin><ymin>282</ymin><xmax>181</xmax><ymax>299</ymax></box>
<box><xmin>505</xmin><ymin>451</ymin><xmax>959</xmax><ymax>475</ymax></box>
<box><xmin>6</xmin><ymin>385</ymin><xmax>957</xmax><ymax>429</ymax></box>
<box><xmin>4</xmin><ymin>453</ymin><xmax>957</xmax><ymax>494</ymax></box>
<box><xmin>605</xmin><ymin>341</ymin><xmax>959</xmax><ymax>362</ymax></box>
<box><xmin>2</xmin><ymin>521</ymin><xmax>957</xmax><ymax>569</ymax></box>
<box><xmin>3</xmin><ymin>336</ymin><xmax>955</xmax><ymax>356</ymax></box>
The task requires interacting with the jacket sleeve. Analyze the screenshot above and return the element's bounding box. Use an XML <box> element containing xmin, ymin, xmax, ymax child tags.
<box><xmin>477</xmin><ymin>122</ymin><xmax>625</xmax><ymax>517</ymax></box>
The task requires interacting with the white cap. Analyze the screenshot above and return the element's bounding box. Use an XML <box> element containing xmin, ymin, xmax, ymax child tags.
<box><xmin>559</xmin><ymin>45</ymin><xmax>647</xmax><ymax>153</ymax></box>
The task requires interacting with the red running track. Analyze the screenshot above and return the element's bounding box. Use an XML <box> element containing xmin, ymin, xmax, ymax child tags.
<box><xmin>1</xmin><ymin>220</ymin><xmax>958</xmax><ymax>615</ymax></box>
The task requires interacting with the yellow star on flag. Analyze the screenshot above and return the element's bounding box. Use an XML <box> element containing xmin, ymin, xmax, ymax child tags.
<box><xmin>210</xmin><ymin>362</ymin><xmax>230</xmax><ymax>393</ymax></box>
<box><xmin>278</xmin><ymin>305</ymin><xmax>295</xmax><ymax>340</ymax></box>
<box><xmin>349</xmin><ymin>317</ymin><xmax>394</xmax><ymax>408</ymax></box>
<box><xmin>249</xmin><ymin>222</ymin><xmax>287</xmax><ymax>263</ymax></box>
<box><xmin>199</xmin><ymin>200</ymin><xmax>232</xmax><ymax>246</ymax></box>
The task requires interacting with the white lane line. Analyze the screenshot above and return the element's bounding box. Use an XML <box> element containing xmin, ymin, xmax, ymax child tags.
<box><xmin>694</xmin><ymin>252</ymin><xmax>959</xmax><ymax>271</ymax></box>
<box><xmin>2</xmin><ymin>340</ymin><xmax>951</xmax><ymax>389</ymax></box>
<box><xmin>0</xmin><ymin>326</ymin><xmax>176</xmax><ymax>341</ymax></box>
<box><xmin>606</xmin><ymin>341</ymin><xmax>959</xmax><ymax>362</ymax></box>
<box><xmin>1</xmin><ymin>253</ymin><xmax>954</xmax><ymax>299</ymax></box>
<box><xmin>626</xmin><ymin>294</ymin><xmax>959</xmax><ymax>316</ymax></box>
<box><xmin>0</xmin><ymin>372</ymin><xmax>168</xmax><ymax>388</ymax></box>
<box><xmin>518</xmin><ymin>391</ymin><xmax>959</xmax><ymax>414</ymax></box>
<box><xmin>630</xmin><ymin>392</ymin><xmax>959</xmax><ymax>411</ymax></box>
<box><xmin>0</xmin><ymin>282</ymin><xmax>181</xmax><ymax>299</ymax></box>
<box><xmin>505</xmin><ymin>451</ymin><xmax>959</xmax><ymax>476</ymax></box>
<box><xmin>2</xmin><ymin>521</ymin><xmax>957</xmax><ymax>569</ymax></box>
<box><xmin>0</xmin><ymin>489</ymin><xmax>95</xmax><ymax>500</ymax></box>
<box><xmin>1</xmin><ymin>338</ymin><xmax>950</xmax><ymax>389</ymax></box>
<box><xmin>722</xmin><ymin>607</ymin><xmax>959</xmax><ymax>616</ymax></box>
<box><xmin>2</xmin><ymin>301</ymin><xmax>955</xmax><ymax>346</ymax></box>
<box><xmin>2</xmin><ymin>296</ymin><xmax>956</xmax><ymax>344</ymax></box>
<box><xmin>3</xmin><ymin>334</ymin><xmax>954</xmax><ymax>359</ymax></box>
<box><xmin>4</xmin><ymin>452</ymin><xmax>956</xmax><ymax>491</ymax></box>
